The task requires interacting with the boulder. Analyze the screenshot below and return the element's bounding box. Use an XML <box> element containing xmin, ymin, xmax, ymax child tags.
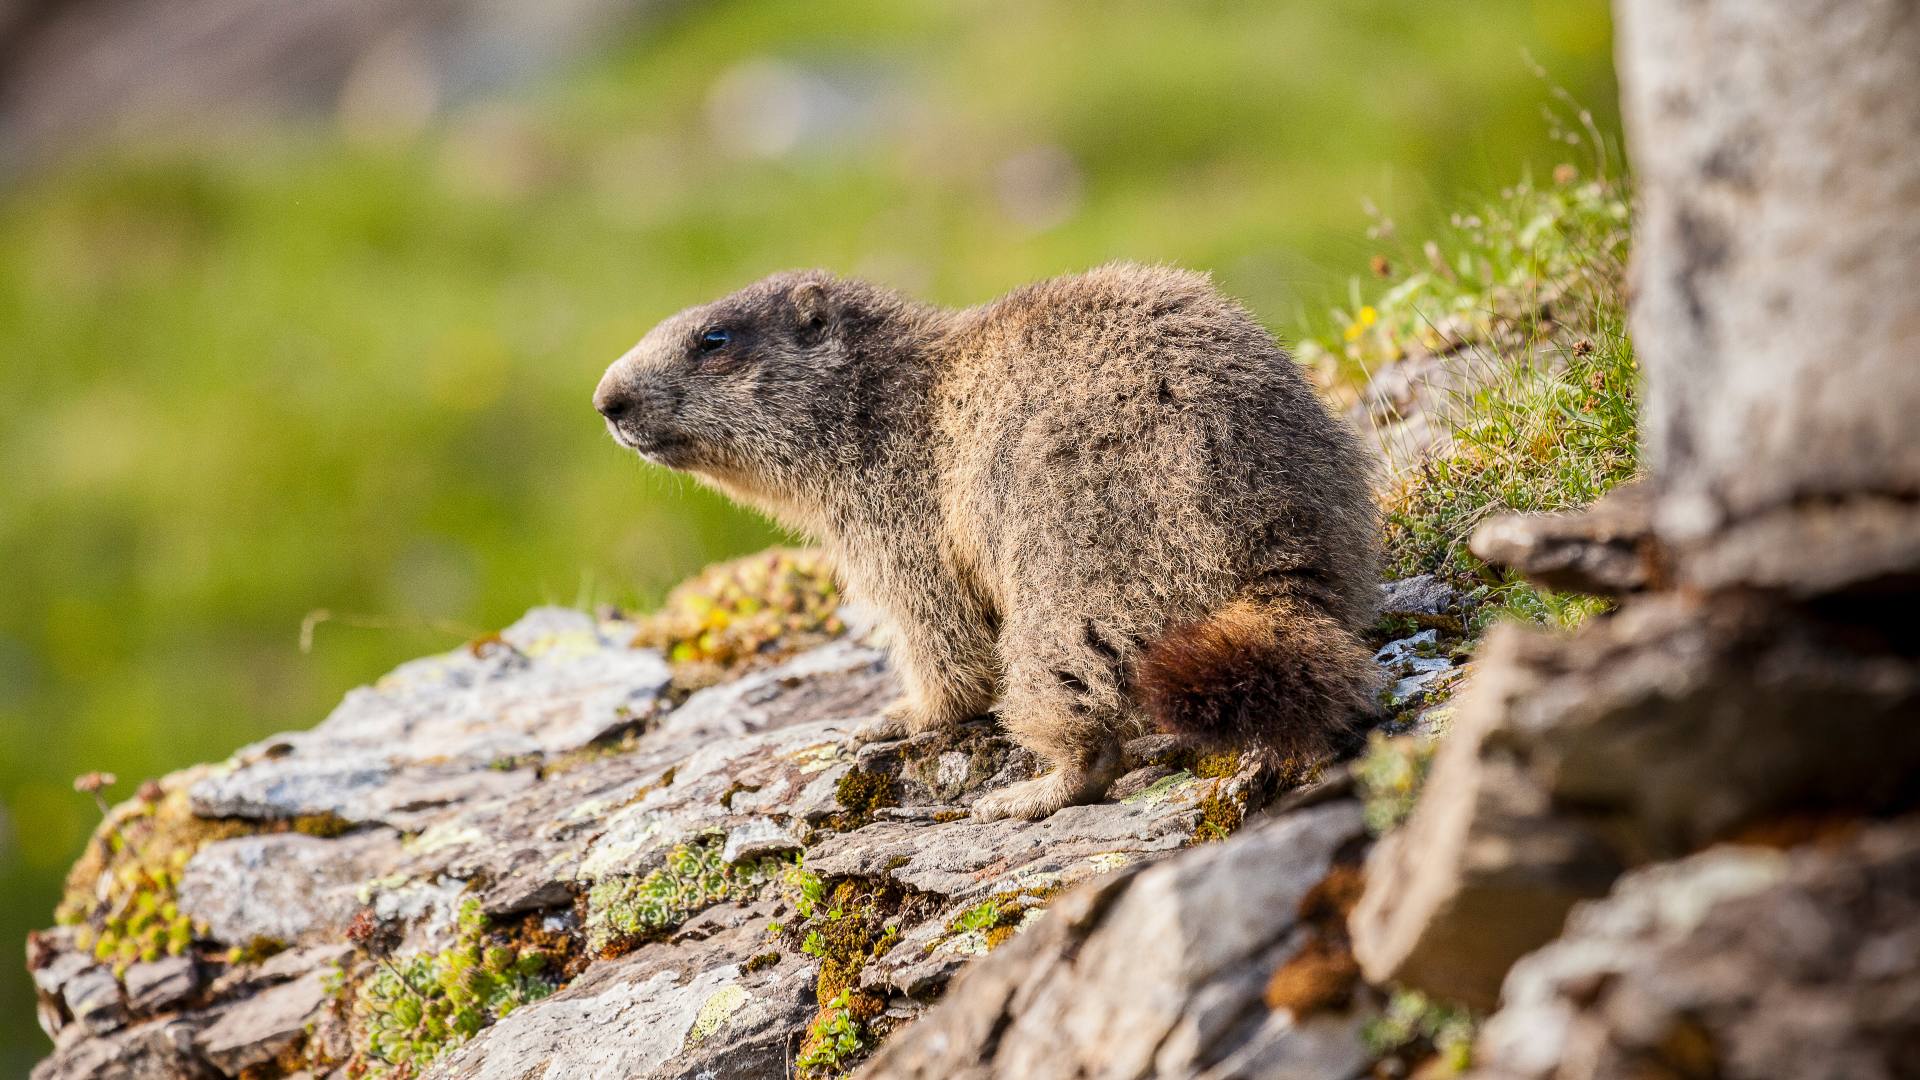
<box><xmin>32</xmin><ymin>605</ymin><xmax>1346</xmax><ymax>1078</ymax></box>
<box><xmin>859</xmin><ymin>803</ymin><xmax>1370</xmax><ymax>1079</ymax></box>
<box><xmin>1474</xmin><ymin>819</ymin><xmax>1920</xmax><ymax>1080</ymax></box>
<box><xmin>1352</xmin><ymin>591</ymin><xmax>1920</xmax><ymax>1010</ymax></box>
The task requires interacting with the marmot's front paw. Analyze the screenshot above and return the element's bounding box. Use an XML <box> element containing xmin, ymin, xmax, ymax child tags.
<box><xmin>849</xmin><ymin>699</ymin><xmax>944</xmax><ymax>746</ymax></box>
<box><xmin>849</xmin><ymin>711</ymin><xmax>910</xmax><ymax>746</ymax></box>
<box><xmin>972</xmin><ymin>771</ymin><xmax>1099</xmax><ymax>822</ymax></box>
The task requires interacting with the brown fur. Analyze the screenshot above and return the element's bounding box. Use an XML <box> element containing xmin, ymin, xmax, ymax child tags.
<box><xmin>594</xmin><ymin>264</ymin><xmax>1380</xmax><ymax>819</ymax></box>
<box><xmin>1135</xmin><ymin>587</ymin><xmax>1378</xmax><ymax>764</ymax></box>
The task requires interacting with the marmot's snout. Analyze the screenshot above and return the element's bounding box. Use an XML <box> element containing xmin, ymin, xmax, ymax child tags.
<box><xmin>593</xmin><ymin>367</ymin><xmax>684</xmax><ymax>458</ymax></box>
<box><xmin>592</xmin><ymin>375</ymin><xmax>634</xmax><ymax>420</ymax></box>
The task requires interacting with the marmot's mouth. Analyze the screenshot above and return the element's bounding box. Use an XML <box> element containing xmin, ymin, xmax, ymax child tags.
<box><xmin>608</xmin><ymin>423</ymin><xmax>692</xmax><ymax>464</ymax></box>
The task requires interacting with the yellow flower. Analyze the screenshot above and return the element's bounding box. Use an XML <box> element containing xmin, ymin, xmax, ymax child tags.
<box><xmin>1342</xmin><ymin>305</ymin><xmax>1379</xmax><ymax>342</ymax></box>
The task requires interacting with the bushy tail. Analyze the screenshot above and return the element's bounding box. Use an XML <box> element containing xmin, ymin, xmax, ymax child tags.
<box><xmin>1134</xmin><ymin>585</ymin><xmax>1379</xmax><ymax>763</ymax></box>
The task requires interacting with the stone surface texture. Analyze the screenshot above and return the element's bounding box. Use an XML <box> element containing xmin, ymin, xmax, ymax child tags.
<box><xmin>1473</xmin><ymin>819</ymin><xmax>1920</xmax><ymax>1080</ymax></box>
<box><xmin>33</xmin><ymin>604</ymin><xmax>1422</xmax><ymax>1079</ymax></box>
<box><xmin>1351</xmin><ymin>589</ymin><xmax>1920</xmax><ymax>1011</ymax></box>
<box><xmin>29</xmin><ymin>568</ymin><xmax>1918</xmax><ymax>1079</ymax></box>
<box><xmin>860</xmin><ymin>803</ymin><xmax>1372</xmax><ymax>1080</ymax></box>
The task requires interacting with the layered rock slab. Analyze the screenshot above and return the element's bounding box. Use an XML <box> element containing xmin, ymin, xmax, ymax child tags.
<box><xmin>32</xmin><ymin>604</ymin><xmax>1305</xmax><ymax>1079</ymax></box>
<box><xmin>1473</xmin><ymin>818</ymin><xmax>1920</xmax><ymax>1080</ymax></box>
<box><xmin>860</xmin><ymin>802</ymin><xmax>1372</xmax><ymax>1080</ymax></box>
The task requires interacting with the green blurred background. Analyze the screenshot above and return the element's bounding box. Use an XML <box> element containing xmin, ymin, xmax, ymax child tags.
<box><xmin>0</xmin><ymin>0</ymin><xmax>1615</xmax><ymax>1066</ymax></box>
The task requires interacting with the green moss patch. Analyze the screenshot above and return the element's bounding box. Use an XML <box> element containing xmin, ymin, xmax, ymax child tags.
<box><xmin>584</xmin><ymin>837</ymin><xmax>782</xmax><ymax>956</ymax></box>
<box><xmin>796</xmin><ymin>989</ymin><xmax>876</xmax><ymax>1077</ymax></box>
<box><xmin>1353</xmin><ymin>734</ymin><xmax>1438</xmax><ymax>835</ymax></box>
<box><xmin>57</xmin><ymin>778</ymin><xmax>303</xmax><ymax>978</ymax></box>
<box><xmin>770</xmin><ymin>873</ymin><xmax>939</xmax><ymax>1078</ymax></box>
<box><xmin>829</xmin><ymin>769</ymin><xmax>897</xmax><ymax>830</ymax></box>
<box><xmin>347</xmin><ymin>899</ymin><xmax>561</xmax><ymax>1075</ymax></box>
<box><xmin>1362</xmin><ymin>987</ymin><xmax>1478</xmax><ymax>1078</ymax></box>
<box><xmin>936</xmin><ymin>886</ymin><xmax>1058</xmax><ymax>954</ymax></box>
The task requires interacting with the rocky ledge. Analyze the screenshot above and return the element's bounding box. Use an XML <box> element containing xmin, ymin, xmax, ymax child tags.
<box><xmin>28</xmin><ymin>541</ymin><xmax>1920</xmax><ymax>1080</ymax></box>
<box><xmin>25</xmin><ymin>570</ymin><xmax>1467</xmax><ymax>1080</ymax></box>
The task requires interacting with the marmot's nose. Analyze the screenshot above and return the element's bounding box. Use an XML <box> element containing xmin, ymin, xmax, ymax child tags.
<box><xmin>593</xmin><ymin>379</ymin><xmax>634</xmax><ymax>421</ymax></box>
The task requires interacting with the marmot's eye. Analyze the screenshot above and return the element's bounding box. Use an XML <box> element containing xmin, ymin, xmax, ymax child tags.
<box><xmin>697</xmin><ymin>327</ymin><xmax>731</xmax><ymax>352</ymax></box>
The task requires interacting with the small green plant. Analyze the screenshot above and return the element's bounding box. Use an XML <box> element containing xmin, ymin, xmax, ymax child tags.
<box><xmin>796</xmin><ymin>990</ymin><xmax>867</xmax><ymax>1076</ymax></box>
<box><xmin>57</xmin><ymin>781</ymin><xmax>243</xmax><ymax>978</ymax></box>
<box><xmin>787</xmin><ymin>865</ymin><xmax>829</xmax><ymax>919</ymax></box>
<box><xmin>1352</xmin><ymin>733</ymin><xmax>1437</xmax><ymax>835</ymax></box>
<box><xmin>949</xmin><ymin>899</ymin><xmax>1001</xmax><ymax>933</ymax></box>
<box><xmin>350</xmin><ymin>900</ymin><xmax>557</xmax><ymax>1074</ymax></box>
<box><xmin>932</xmin><ymin>886</ymin><xmax>1057</xmax><ymax>955</ymax></box>
<box><xmin>769</xmin><ymin>874</ymin><xmax>932</xmax><ymax>1075</ymax></box>
<box><xmin>585</xmin><ymin>837</ymin><xmax>776</xmax><ymax>954</ymax></box>
<box><xmin>1362</xmin><ymin>987</ymin><xmax>1477</xmax><ymax>1076</ymax></box>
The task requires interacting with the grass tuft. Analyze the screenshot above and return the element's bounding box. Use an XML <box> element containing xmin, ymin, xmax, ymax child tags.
<box><xmin>1304</xmin><ymin>166</ymin><xmax>1638</xmax><ymax>634</ymax></box>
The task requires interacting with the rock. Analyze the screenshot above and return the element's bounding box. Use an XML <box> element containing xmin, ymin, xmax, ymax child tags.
<box><xmin>1372</xmin><ymin>629</ymin><xmax>1462</xmax><ymax>712</ymax></box>
<box><xmin>1122</xmin><ymin>733</ymin><xmax>1186</xmax><ymax>769</ymax></box>
<box><xmin>30</xmin><ymin>1017</ymin><xmax>211</xmax><ymax>1080</ymax></box>
<box><xmin>194</xmin><ymin>968</ymin><xmax>336</xmax><ymax>1075</ymax></box>
<box><xmin>1109</xmin><ymin>765</ymin><xmax>1179</xmax><ymax>800</ymax></box>
<box><xmin>190</xmin><ymin>753</ymin><xmax>536</xmax><ymax>832</ymax></box>
<box><xmin>1378</xmin><ymin>574</ymin><xmax>1462</xmax><ymax>618</ymax></box>
<box><xmin>61</xmin><ymin>967</ymin><xmax>126</xmax><ymax>1036</ymax></box>
<box><xmin>1353</xmin><ymin>591</ymin><xmax>1920</xmax><ymax>1010</ymax></box>
<box><xmin>1371</xmin><ymin>629</ymin><xmax>1439</xmax><ymax>669</ymax></box>
<box><xmin>1350</xmin><ymin>625</ymin><xmax>1628</xmax><ymax>1011</ymax></box>
<box><xmin>187</xmin><ymin>608</ymin><xmax>670</xmax><ymax>829</ymax></box>
<box><xmin>203</xmin><ymin>944</ymin><xmax>352</xmax><ymax>1003</ymax></box>
<box><xmin>179</xmin><ymin>829</ymin><xmax>401</xmax><ymax>947</ymax></box>
<box><xmin>720</xmin><ymin>818</ymin><xmax>802</xmax><ymax>864</ymax></box>
<box><xmin>860</xmin><ymin>803</ymin><xmax>1369</xmax><ymax>1079</ymax></box>
<box><xmin>430</xmin><ymin>920</ymin><xmax>816</xmax><ymax>1080</ymax></box>
<box><xmin>31</xmin><ymin>944</ymin><xmax>93</xmax><ymax>1003</ymax></box>
<box><xmin>1473</xmin><ymin>819</ymin><xmax>1920</xmax><ymax>1080</ymax></box>
<box><xmin>32</xmin><ymin>601</ymin><xmax>1295</xmax><ymax>1077</ymax></box>
<box><xmin>123</xmin><ymin>957</ymin><xmax>200</xmax><ymax>1015</ymax></box>
<box><xmin>805</xmin><ymin>784</ymin><xmax>1208</xmax><ymax>901</ymax></box>
<box><xmin>1666</xmin><ymin>493</ymin><xmax>1920</xmax><ymax>598</ymax></box>
<box><xmin>1468</xmin><ymin>483</ymin><xmax>1659</xmax><ymax>598</ymax></box>
<box><xmin>1382</xmin><ymin>662</ymin><xmax>1459</xmax><ymax>711</ymax></box>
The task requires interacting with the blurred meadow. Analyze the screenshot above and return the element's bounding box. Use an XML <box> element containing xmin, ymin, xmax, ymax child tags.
<box><xmin>0</xmin><ymin>0</ymin><xmax>1615</xmax><ymax>1065</ymax></box>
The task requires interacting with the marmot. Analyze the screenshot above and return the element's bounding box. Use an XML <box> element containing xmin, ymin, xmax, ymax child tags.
<box><xmin>594</xmin><ymin>264</ymin><xmax>1380</xmax><ymax>820</ymax></box>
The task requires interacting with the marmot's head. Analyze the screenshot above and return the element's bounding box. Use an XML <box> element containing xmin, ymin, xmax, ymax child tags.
<box><xmin>594</xmin><ymin>270</ymin><xmax>922</xmax><ymax>482</ymax></box>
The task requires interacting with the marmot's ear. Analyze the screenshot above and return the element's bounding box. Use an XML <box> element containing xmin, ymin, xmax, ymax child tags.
<box><xmin>791</xmin><ymin>280</ymin><xmax>832</xmax><ymax>341</ymax></box>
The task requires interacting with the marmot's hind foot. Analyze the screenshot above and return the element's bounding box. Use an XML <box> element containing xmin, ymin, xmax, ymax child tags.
<box><xmin>972</xmin><ymin>772</ymin><xmax>1088</xmax><ymax>821</ymax></box>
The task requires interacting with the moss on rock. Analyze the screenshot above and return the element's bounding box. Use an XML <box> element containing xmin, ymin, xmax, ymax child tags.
<box><xmin>57</xmin><ymin>778</ymin><xmax>249</xmax><ymax>978</ymax></box>
<box><xmin>632</xmin><ymin>548</ymin><xmax>845</xmax><ymax>691</ymax></box>
<box><xmin>347</xmin><ymin>899</ymin><xmax>560</xmax><ymax>1075</ymax></box>
<box><xmin>584</xmin><ymin>837</ymin><xmax>779</xmax><ymax>955</ymax></box>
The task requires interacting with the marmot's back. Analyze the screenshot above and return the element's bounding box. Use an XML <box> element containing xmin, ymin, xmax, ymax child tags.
<box><xmin>936</xmin><ymin>263</ymin><xmax>1377</xmax><ymax>633</ymax></box>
